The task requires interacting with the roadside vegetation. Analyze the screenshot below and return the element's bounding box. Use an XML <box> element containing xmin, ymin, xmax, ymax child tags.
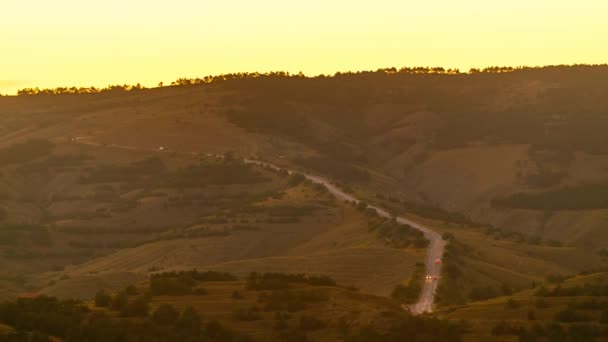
<box><xmin>0</xmin><ymin>272</ymin><xmax>467</xmax><ymax>341</ymax></box>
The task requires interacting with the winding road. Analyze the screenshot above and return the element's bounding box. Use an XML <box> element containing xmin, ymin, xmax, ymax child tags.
<box><xmin>245</xmin><ymin>159</ymin><xmax>445</xmax><ymax>314</ymax></box>
<box><xmin>72</xmin><ymin>137</ymin><xmax>445</xmax><ymax>314</ymax></box>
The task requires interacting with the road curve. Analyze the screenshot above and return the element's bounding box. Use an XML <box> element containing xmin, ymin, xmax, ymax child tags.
<box><xmin>245</xmin><ymin>159</ymin><xmax>445</xmax><ymax>314</ymax></box>
<box><xmin>71</xmin><ymin>137</ymin><xmax>444</xmax><ymax>314</ymax></box>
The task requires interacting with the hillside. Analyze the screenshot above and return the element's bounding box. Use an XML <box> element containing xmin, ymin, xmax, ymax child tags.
<box><xmin>1</xmin><ymin>65</ymin><xmax>608</xmax><ymax>310</ymax></box>
<box><xmin>0</xmin><ymin>272</ymin><xmax>465</xmax><ymax>342</ymax></box>
<box><xmin>438</xmin><ymin>271</ymin><xmax>608</xmax><ymax>341</ymax></box>
<box><xmin>0</xmin><ymin>137</ymin><xmax>425</xmax><ymax>299</ymax></box>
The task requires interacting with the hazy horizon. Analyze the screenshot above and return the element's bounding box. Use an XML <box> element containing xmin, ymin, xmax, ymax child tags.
<box><xmin>2</xmin><ymin>0</ymin><xmax>608</xmax><ymax>95</ymax></box>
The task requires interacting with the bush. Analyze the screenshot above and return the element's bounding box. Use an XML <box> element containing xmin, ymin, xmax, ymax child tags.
<box><xmin>246</xmin><ymin>272</ymin><xmax>336</xmax><ymax>290</ymax></box>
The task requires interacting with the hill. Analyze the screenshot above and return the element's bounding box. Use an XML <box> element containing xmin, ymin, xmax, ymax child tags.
<box><xmin>1</xmin><ymin>65</ymin><xmax>608</xmax><ymax>312</ymax></box>
<box><xmin>438</xmin><ymin>271</ymin><xmax>608</xmax><ymax>341</ymax></box>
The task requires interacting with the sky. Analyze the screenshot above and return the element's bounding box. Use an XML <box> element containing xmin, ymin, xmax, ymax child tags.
<box><xmin>1</xmin><ymin>0</ymin><xmax>607</xmax><ymax>95</ymax></box>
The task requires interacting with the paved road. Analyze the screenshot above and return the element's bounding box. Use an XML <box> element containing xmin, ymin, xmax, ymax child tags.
<box><xmin>245</xmin><ymin>159</ymin><xmax>445</xmax><ymax>314</ymax></box>
<box><xmin>71</xmin><ymin>137</ymin><xmax>444</xmax><ymax>314</ymax></box>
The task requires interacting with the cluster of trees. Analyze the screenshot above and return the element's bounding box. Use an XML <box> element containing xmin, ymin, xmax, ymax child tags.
<box><xmin>435</xmin><ymin>236</ymin><xmax>474</xmax><ymax>306</ymax></box>
<box><xmin>100</xmin><ymin>292</ymin><xmax>150</xmax><ymax>317</ymax></box>
<box><xmin>536</xmin><ymin>283</ymin><xmax>608</xmax><ymax>297</ymax></box>
<box><xmin>469</xmin><ymin>283</ymin><xmax>513</xmax><ymax>302</ymax></box>
<box><xmin>294</xmin><ymin>156</ymin><xmax>370</xmax><ymax>183</ymax></box>
<box><xmin>347</xmin><ymin>312</ymin><xmax>465</xmax><ymax>342</ymax></box>
<box><xmin>16</xmin><ymin>64</ymin><xmax>608</xmax><ymax>96</ymax></box>
<box><xmin>258</xmin><ymin>289</ymin><xmax>329</xmax><ymax>313</ymax></box>
<box><xmin>166</xmin><ymin>161</ymin><xmax>268</xmax><ymax>187</ymax></box>
<box><xmin>375</xmin><ymin>194</ymin><xmax>481</xmax><ymax>227</ymax></box>
<box><xmin>17</xmin><ymin>83</ymin><xmax>146</xmax><ymax>96</ymax></box>
<box><xmin>492</xmin><ymin>320</ymin><xmax>608</xmax><ymax>340</ymax></box>
<box><xmin>367</xmin><ymin>216</ymin><xmax>429</xmax><ymax>249</ymax></box>
<box><xmin>218</xmin><ymin>64</ymin><xmax>608</xmax><ymax>166</ymax></box>
<box><xmin>150</xmin><ymin>271</ymin><xmax>237</xmax><ymax>296</ymax></box>
<box><xmin>80</xmin><ymin>156</ymin><xmax>166</xmax><ymax>184</ymax></box>
<box><xmin>0</xmin><ymin>295</ymin><xmax>249</xmax><ymax>341</ymax></box>
<box><xmin>246</xmin><ymin>272</ymin><xmax>337</xmax><ymax>291</ymax></box>
<box><xmin>391</xmin><ymin>262</ymin><xmax>425</xmax><ymax>304</ymax></box>
<box><xmin>483</xmin><ymin>226</ymin><xmax>562</xmax><ymax>247</ymax></box>
<box><xmin>493</xmin><ymin>182</ymin><xmax>608</xmax><ymax>211</ymax></box>
<box><xmin>81</xmin><ymin>157</ymin><xmax>269</xmax><ymax>190</ymax></box>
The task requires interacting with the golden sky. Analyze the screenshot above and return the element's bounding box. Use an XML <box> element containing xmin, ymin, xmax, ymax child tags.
<box><xmin>1</xmin><ymin>0</ymin><xmax>607</xmax><ymax>94</ymax></box>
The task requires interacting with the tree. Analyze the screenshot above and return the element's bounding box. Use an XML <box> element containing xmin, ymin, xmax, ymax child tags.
<box><xmin>94</xmin><ymin>290</ymin><xmax>111</xmax><ymax>307</ymax></box>
<box><xmin>178</xmin><ymin>307</ymin><xmax>202</xmax><ymax>335</ymax></box>
<box><xmin>121</xmin><ymin>296</ymin><xmax>149</xmax><ymax>317</ymax></box>
<box><xmin>111</xmin><ymin>292</ymin><xmax>128</xmax><ymax>311</ymax></box>
<box><xmin>125</xmin><ymin>285</ymin><xmax>139</xmax><ymax>296</ymax></box>
<box><xmin>152</xmin><ymin>304</ymin><xmax>179</xmax><ymax>326</ymax></box>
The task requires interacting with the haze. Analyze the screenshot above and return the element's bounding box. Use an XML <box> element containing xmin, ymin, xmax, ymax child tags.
<box><xmin>2</xmin><ymin>0</ymin><xmax>608</xmax><ymax>94</ymax></box>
